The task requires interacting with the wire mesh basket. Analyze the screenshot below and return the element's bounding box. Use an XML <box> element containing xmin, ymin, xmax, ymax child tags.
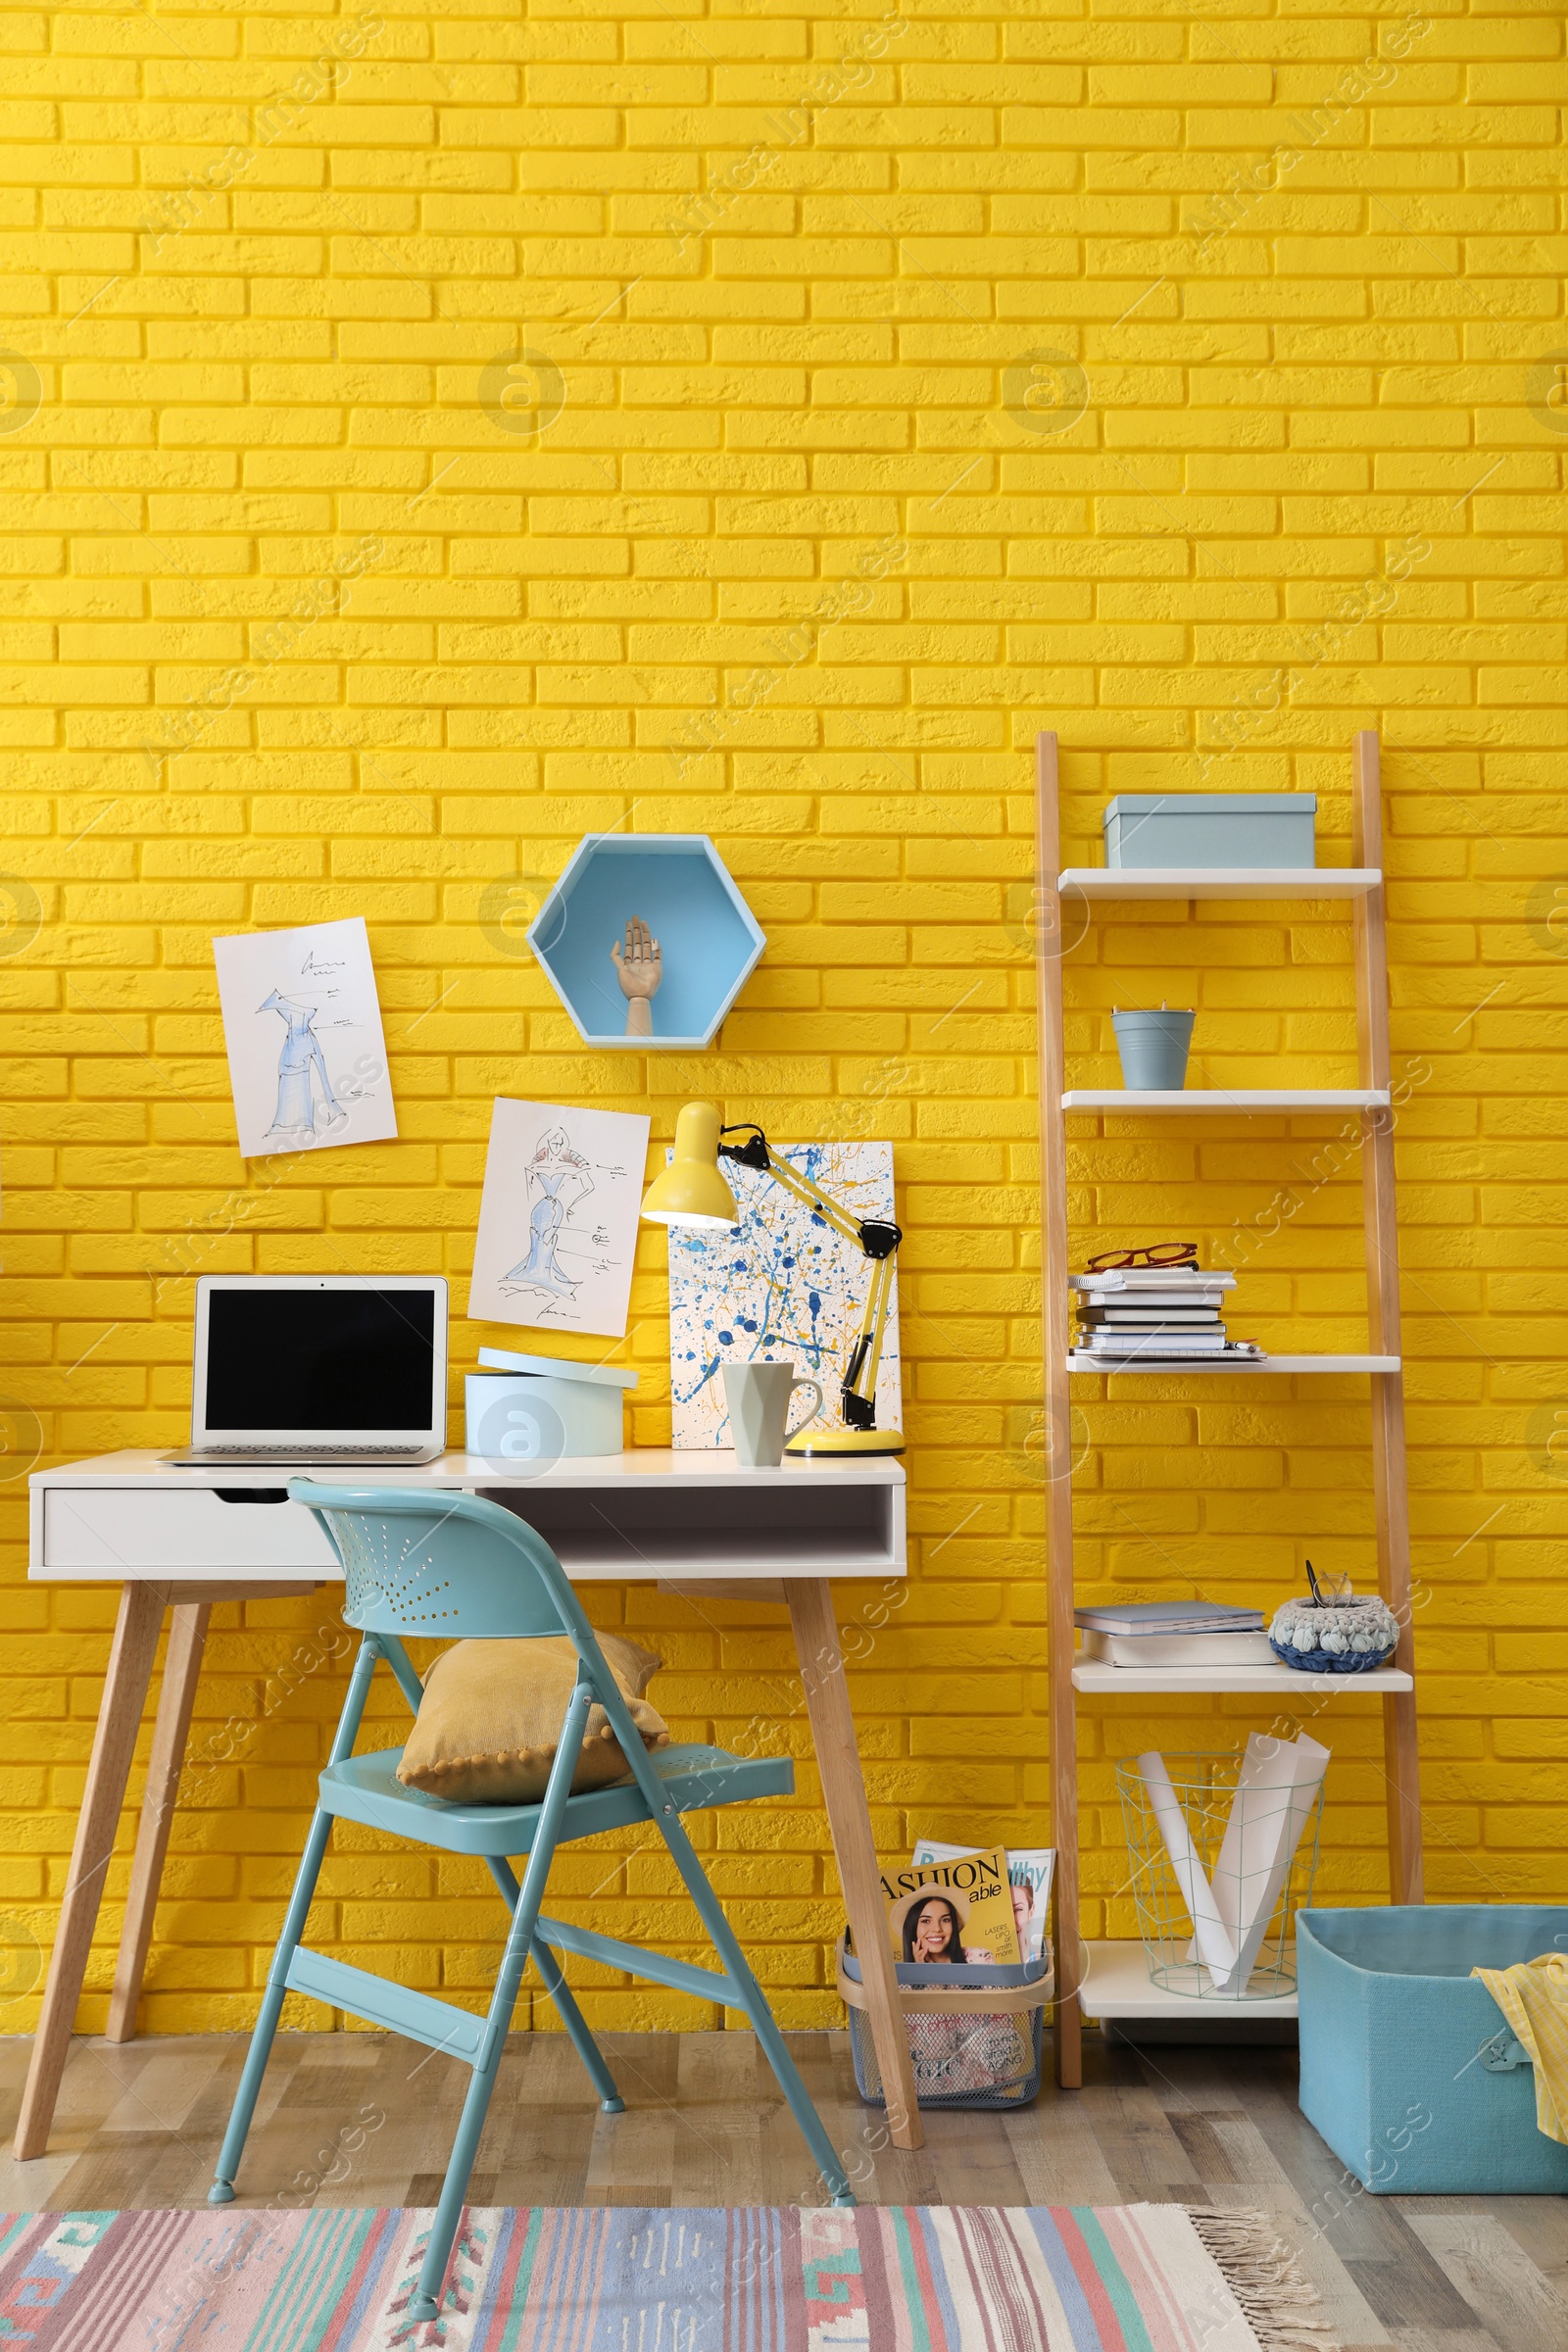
<box><xmin>836</xmin><ymin>1937</ymin><xmax>1054</xmax><ymax>2110</ymax></box>
<box><xmin>1116</xmin><ymin>1750</ymin><xmax>1324</xmax><ymax>2002</ymax></box>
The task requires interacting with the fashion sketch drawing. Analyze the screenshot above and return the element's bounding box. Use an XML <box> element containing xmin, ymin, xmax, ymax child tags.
<box><xmin>505</xmin><ymin>1124</ymin><xmax>593</xmax><ymax>1301</ymax></box>
<box><xmin>213</xmin><ymin>916</ymin><xmax>397</xmax><ymax>1159</ymax></box>
<box><xmin>468</xmin><ymin>1097</ymin><xmax>650</xmax><ymax>1339</ymax></box>
<box><xmin>261</xmin><ymin>989</ymin><xmax>346</xmax><ymax>1143</ymax></box>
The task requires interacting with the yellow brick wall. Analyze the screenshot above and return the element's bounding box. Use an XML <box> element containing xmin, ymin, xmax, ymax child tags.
<box><xmin>0</xmin><ymin>0</ymin><xmax>1562</xmax><ymax>2035</ymax></box>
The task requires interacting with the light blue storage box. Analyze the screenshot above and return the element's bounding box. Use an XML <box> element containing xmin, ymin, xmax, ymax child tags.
<box><xmin>1103</xmin><ymin>794</ymin><xmax>1315</xmax><ymax>869</ymax></box>
<box><xmin>465</xmin><ymin>1348</ymin><xmax>637</xmax><ymax>1462</ymax></box>
<box><xmin>1298</xmin><ymin>1905</ymin><xmax>1568</xmax><ymax>2194</ymax></box>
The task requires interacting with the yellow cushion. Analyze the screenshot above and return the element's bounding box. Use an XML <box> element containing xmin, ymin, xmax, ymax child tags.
<box><xmin>397</xmin><ymin>1633</ymin><xmax>669</xmax><ymax>1804</ymax></box>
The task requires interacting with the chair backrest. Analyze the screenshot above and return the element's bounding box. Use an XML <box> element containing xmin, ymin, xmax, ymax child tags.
<box><xmin>287</xmin><ymin>1480</ymin><xmax>594</xmax><ymax>1643</ymax></box>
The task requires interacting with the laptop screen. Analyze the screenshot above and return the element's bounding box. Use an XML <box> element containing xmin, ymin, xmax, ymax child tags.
<box><xmin>204</xmin><ymin>1286</ymin><xmax>437</xmax><ymax>1435</ymax></box>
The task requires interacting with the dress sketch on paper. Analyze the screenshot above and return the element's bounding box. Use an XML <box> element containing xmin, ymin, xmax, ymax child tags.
<box><xmin>468</xmin><ymin>1098</ymin><xmax>651</xmax><ymax>1340</ymax></box>
<box><xmin>505</xmin><ymin>1124</ymin><xmax>593</xmax><ymax>1302</ymax></box>
<box><xmin>667</xmin><ymin>1139</ymin><xmax>903</xmax><ymax>1449</ymax></box>
<box><xmin>213</xmin><ymin>917</ymin><xmax>397</xmax><ymax>1161</ymax></box>
<box><xmin>261</xmin><ymin>990</ymin><xmax>346</xmax><ymax>1144</ymax></box>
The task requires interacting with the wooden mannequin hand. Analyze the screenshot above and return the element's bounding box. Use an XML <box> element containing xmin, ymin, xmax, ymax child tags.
<box><xmin>612</xmin><ymin>917</ymin><xmax>662</xmax><ymax>1037</ymax></box>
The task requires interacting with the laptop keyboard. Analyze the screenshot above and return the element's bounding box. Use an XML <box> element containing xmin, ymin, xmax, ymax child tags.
<box><xmin>170</xmin><ymin>1445</ymin><xmax>431</xmax><ymax>1464</ymax></box>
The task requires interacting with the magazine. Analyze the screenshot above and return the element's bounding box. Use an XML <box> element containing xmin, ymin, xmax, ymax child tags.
<box><xmin>912</xmin><ymin>1838</ymin><xmax>1054</xmax><ymax>1967</ymax></box>
<box><xmin>878</xmin><ymin>1844</ymin><xmax>1022</xmax><ymax>1968</ymax></box>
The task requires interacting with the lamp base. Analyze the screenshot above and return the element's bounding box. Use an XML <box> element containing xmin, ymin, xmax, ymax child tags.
<box><xmin>786</xmin><ymin>1427</ymin><xmax>906</xmax><ymax>1458</ymax></box>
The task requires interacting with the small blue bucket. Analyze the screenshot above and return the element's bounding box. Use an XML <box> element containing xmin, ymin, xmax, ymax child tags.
<box><xmin>1112</xmin><ymin>1008</ymin><xmax>1195</xmax><ymax>1090</ymax></box>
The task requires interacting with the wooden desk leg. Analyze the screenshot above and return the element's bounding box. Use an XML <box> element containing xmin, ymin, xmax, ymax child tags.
<box><xmin>785</xmin><ymin>1578</ymin><xmax>923</xmax><ymax>2153</ymax></box>
<box><xmin>15</xmin><ymin>1581</ymin><xmax>169</xmax><ymax>2160</ymax></box>
<box><xmin>107</xmin><ymin>1601</ymin><xmax>212</xmax><ymax>2045</ymax></box>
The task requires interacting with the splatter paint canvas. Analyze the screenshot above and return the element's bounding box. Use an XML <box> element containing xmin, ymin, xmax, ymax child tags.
<box><xmin>667</xmin><ymin>1139</ymin><xmax>902</xmax><ymax>1448</ymax></box>
<box><xmin>468</xmin><ymin>1097</ymin><xmax>651</xmax><ymax>1339</ymax></box>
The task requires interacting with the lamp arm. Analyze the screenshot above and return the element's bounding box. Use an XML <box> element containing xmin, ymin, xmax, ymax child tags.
<box><xmin>718</xmin><ymin>1123</ymin><xmax>901</xmax><ymax>1431</ymax></box>
<box><xmin>840</xmin><ymin>1250</ymin><xmax>896</xmax><ymax>1427</ymax></box>
<box><xmin>717</xmin><ymin>1127</ymin><xmax>859</xmax><ymax>1251</ymax></box>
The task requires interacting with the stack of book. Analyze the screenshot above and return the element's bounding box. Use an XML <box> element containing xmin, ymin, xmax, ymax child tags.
<box><xmin>1068</xmin><ymin>1265</ymin><xmax>1265</xmax><ymax>1366</ymax></box>
<box><xmin>1075</xmin><ymin>1599</ymin><xmax>1275</xmax><ymax>1670</ymax></box>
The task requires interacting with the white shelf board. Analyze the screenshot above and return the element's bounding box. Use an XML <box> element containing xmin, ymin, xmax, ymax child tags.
<box><xmin>1080</xmin><ymin>1940</ymin><xmax>1298</xmax><ymax>2021</ymax></box>
<box><xmin>1072</xmin><ymin>1659</ymin><xmax>1412</xmax><ymax>1695</ymax></box>
<box><xmin>1062</xmin><ymin>1088</ymin><xmax>1390</xmax><ymax>1113</ymax></box>
<box><xmin>1059</xmin><ymin>867</ymin><xmax>1380</xmax><ymax>902</ymax></box>
<box><xmin>1066</xmin><ymin>1352</ymin><xmax>1399</xmax><ymax>1375</ymax></box>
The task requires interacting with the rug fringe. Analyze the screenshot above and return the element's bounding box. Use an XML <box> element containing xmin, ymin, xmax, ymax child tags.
<box><xmin>1182</xmin><ymin>2206</ymin><xmax>1343</xmax><ymax>2352</ymax></box>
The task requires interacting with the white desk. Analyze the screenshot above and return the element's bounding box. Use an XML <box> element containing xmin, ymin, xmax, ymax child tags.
<box><xmin>22</xmin><ymin>1449</ymin><xmax>918</xmax><ymax>2158</ymax></box>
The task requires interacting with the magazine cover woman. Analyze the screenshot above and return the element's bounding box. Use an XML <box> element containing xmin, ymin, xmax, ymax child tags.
<box><xmin>900</xmin><ymin>1891</ymin><xmax>995</xmax><ymax>1967</ymax></box>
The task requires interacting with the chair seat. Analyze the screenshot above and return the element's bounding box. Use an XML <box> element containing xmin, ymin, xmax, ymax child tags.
<box><xmin>319</xmin><ymin>1740</ymin><xmax>795</xmax><ymax>1856</ymax></box>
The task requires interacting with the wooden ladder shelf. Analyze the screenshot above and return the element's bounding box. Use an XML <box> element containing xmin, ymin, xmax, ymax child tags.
<box><xmin>1033</xmin><ymin>729</ymin><xmax>1424</xmax><ymax>2090</ymax></box>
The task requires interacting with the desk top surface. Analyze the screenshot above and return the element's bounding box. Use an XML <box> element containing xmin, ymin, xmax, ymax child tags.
<box><xmin>32</xmin><ymin>1447</ymin><xmax>906</xmax><ymax>1493</ymax></box>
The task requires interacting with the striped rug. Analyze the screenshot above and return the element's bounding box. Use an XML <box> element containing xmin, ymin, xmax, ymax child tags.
<box><xmin>0</xmin><ymin>2203</ymin><xmax>1334</xmax><ymax>2350</ymax></box>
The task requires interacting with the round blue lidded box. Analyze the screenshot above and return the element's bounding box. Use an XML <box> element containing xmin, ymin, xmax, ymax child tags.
<box><xmin>465</xmin><ymin>1347</ymin><xmax>638</xmax><ymax>1462</ymax></box>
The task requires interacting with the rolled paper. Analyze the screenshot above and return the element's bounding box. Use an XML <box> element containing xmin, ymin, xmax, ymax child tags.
<box><xmin>1136</xmin><ymin>1749</ymin><xmax>1238</xmax><ymax>1986</ymax></box>
<box><xmin>1205</xmin><ymin>1731</ymin><xmax>1331</xmax><ymax>1997</ymax></box>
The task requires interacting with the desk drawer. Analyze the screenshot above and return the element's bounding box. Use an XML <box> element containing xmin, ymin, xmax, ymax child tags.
<box><xmin>38</xmin><ymin>1488</ymin><xmax>340</xmax><ymax>1578</ymax></box>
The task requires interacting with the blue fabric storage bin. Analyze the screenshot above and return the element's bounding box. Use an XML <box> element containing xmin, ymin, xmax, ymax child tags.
<box><xmin>1298</xmin><ymin>1905</ymin><xmax>1568</xmax><ymax>2194</ymax></box>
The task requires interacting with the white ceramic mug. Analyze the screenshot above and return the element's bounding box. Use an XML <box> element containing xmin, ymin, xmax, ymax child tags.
<box><xmin>721</xmin><ymin>1360</ymin><xmax>825</xmax><ymax>1468</ymax></box>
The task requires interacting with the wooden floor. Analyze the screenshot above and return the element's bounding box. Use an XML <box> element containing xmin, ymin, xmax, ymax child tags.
<box><xmin>0</xmin><ymin>2025</ymin><xmax>1564</xmax><ymax>2350</ymax></box>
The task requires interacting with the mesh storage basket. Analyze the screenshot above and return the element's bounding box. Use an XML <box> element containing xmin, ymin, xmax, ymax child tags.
<box><xmin>836</xmin><ymin>1936</ymin><xmax>1053</xmax><ymax>2111</ymax></box>
<box><xmin>1116</xmin><ymin>1750</ymin><xmax>1323</xmax><ymax>2001</ymax></box>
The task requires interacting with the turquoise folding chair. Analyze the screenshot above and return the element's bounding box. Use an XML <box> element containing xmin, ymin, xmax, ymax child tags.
<box><xmin>210</xmin><ymin>1482</ymin><xmax>853</xmax><ymax>2320</ymax></box>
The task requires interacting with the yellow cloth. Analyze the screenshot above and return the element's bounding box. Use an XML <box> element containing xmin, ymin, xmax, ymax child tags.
<box><xmin>1472</xmin><ymin>1952</ymin><xmax>1568</xmax><ymax>2144</ymax></box>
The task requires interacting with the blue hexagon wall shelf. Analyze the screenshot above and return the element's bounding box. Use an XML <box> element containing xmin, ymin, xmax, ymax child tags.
<box><xmin>527</xmin><ymin>834</ymin><xmax>765</xmax><ymax>1051</ymax></box>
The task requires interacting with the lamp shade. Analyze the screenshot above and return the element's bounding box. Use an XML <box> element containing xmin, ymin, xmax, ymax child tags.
<box><xmin>640</xmin><ymin>1100</ymin><xmax>739</xmax><ymax>1229</ymax></box>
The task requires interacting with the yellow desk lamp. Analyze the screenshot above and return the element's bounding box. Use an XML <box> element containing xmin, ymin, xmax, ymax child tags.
<box><xmin>641</xmin><ymin>1101</ymin><xmax>904</xmax><ymax>1457</ymax></box>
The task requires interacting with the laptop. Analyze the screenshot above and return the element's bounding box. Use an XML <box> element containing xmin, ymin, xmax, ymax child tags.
<box><xmin>168</xmin><ymin>1275</ymin><xmax>449</xmax><ymax>1465</ymax></box>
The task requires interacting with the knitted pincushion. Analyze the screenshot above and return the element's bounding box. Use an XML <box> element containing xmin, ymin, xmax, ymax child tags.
<box><xmin>1268</xmin><ymin>1592</ymin><xmax>1398</xmax><ymax>1674</ymax></box>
